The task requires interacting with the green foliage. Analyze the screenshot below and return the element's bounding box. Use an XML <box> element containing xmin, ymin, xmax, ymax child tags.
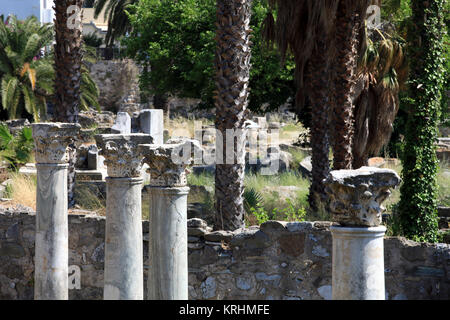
<box><xmin>248</xmin><ymin>206</ymin><xmax>270</xmax><ymax>225</ymax></box>
<box><xmin>272</xmin><ymin>198</ymin><xmax>307</xmax><ymax>222</ymax></box>
<box><xmin>0</xmin><ymin>15</ymin><xmax>100</xmax><ymax>121</ymax></box>
<box><xmin>243</xmin><ymin>187</ymin><xmax>264</xmax><ymax>214</ymax></box>
<box><xmin>398</xmin><ymin>0</ymin><xmax>446</xmax><ymax>243</ymax></box>
<box><xmin>0</xmin><ymin>15</ymin><xmax>54</xmax><ymax>121</ymax></box>
<box><xmin>94</xmin><ymin>0</ymin><xmax>137</xmax><ymax>47</ymax></box>
<box><xmin>83</xmin><ymin>32</ymin><xmax>103</xmax><ymax>48</ymax></box>
<box><xmin>124</xmin><ymin>0</ymin><xmax>295</xmax><ymax>112</ymax></box>
<box><xmin>0</xmin><ymin>124</ymin><xmax>33</xmax><ymax>170</ymax></box>
<box><xmin>247</xmin><ymin>198</ymin><xmax>306</xmax><ymax>226</ymax></box>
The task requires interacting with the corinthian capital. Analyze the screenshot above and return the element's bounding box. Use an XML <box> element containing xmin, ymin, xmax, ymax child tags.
<box><xmin>32</xmin><ymin>123</ymin><xmax>81</xmax><ymax>164</ymax></box>
<box><xmin>324</xmin><ymin>166</ymin><xmax>401</xmax><ymax>227</ymax></box>
<box><xmin>95</xmin><ymin>134</ymin><xmax>152</xmax><ymax>178</ymax></box>
<box><xmin>139</xmin><ymin>140</ymin><xmax>200</xmax><ymax>187</ymax></box>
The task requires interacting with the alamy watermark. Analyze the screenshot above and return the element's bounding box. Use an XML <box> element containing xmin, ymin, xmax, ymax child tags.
<box><xmin>67</xmin><ymin>5</ymin><xmax>82</xmax><ymax>30</ymax></box>
<box><xmin>68</xmin><ymin>265</ymin><xmax>81</xmax><ymax>290</ymax></box>
<box><xmin>169</xmin><ymin>121</ymin><xmax>281</xmax><ymax>175</ymax></box>
<box><xmin>367</xmin><ymin>5</ymin><xmax>382</xmax><ymax>29</ymax></box>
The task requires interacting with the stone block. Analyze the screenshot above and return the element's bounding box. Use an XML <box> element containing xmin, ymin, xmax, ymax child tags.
<box><xmin>111</xmin><ymin>112</ymin><xmax>131</xmax><ymax>134</ymax></box>
<box><xmin>279</xmin><ymin>233</ymin><xmax>305</xmax><ymax>257</ymax></box>
<box><xmin>139</xmin><ymin>109</ymin><xmax>164</xmax><ymax>144</ymax></box>
<box><xmin>87</xmin><ymin>145</ymin><xmax>99</xmax><ymax>170</ymax></box>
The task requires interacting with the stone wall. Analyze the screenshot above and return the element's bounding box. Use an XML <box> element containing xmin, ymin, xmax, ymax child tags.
<box><xmin>0</xmin><ymin>211</ymin><xmax>448</xmax><ymax>300</ymax></box>
<box><xmin>89</xmin><ymin>59</ymin><xmax>141</xmax><ymax>113</ymax></box>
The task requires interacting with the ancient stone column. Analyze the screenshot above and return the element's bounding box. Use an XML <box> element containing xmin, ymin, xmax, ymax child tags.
<box><xmin>32</xmin><ymin>123</ymin><xmax>81</xmax><ymax>300</ymax></box>
<box><xmin>95</xmin><ymin>134</ymin><xmax>152</xmax><ymax>300</ymax></box>
<box><xmin>324</xmin><ymin>166</ymin><xmax>401</xmax><ymax>300</ymax></box>
<box><xmin>139</xmin><ymin>142</ymin><xmax>193</xmax><ymax>300</ymax></box>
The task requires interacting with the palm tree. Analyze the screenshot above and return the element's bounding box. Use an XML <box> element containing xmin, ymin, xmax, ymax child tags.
<box><xmin>54</xmin><ymin>0</ymin><xmax>85</xmax><ymax>208</ymax></box>
<box><xmin>352</xmin><ymin>24</ymin><xmax>408</xmax><ymax>168</ymax></box>
<box><xmin>263</xmin><ymin>0</ymin><xmax>339</xmax><ymax>209</ymax></box>
<box><xmin>0</xmin><ymin>16</ymin><xmax>54</xmax><ymax>121</ymax></box>
<box><xmin>214</xmin><ymin>0</ymin><xmax>253</xmax><ymax>231</ymax></box>
<box><xmin>54</xmin><ymin>0</ymin><xmax>85</xmax><ymax>123</ymax></box>
<box><xmin>93</xmin><ymin>0</ymin><xmax>136</xmax><ymax>47</ymax></box>
<box><xmin>330</xmin><ymin>1</ymin><xmax>369</xmax><ymax>170</ymax></box>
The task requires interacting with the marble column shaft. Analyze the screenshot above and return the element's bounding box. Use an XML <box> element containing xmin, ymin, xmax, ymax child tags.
<box><xmin>331</xmin><ymin>226</ymin><xmax>386</xmax><ymax>300</ymax></box>
<box><xmin>139</xmin><ymin>143</ymin><xmax>192</xmax><ymax>300</ymax></box>
<box><xmin>32</xmin><ymin>123</ymin><xmax>81</xmax><ymax>300</ymax></box>
<box><xmin>95</xmin><ymin>134</ymin><xmax>152</xmax><ymax>300</ymax></box>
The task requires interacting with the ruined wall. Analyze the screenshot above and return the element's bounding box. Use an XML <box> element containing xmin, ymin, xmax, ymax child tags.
<box><xmin>89</xmin><ymin>59</ymin><xmax>141</xmax><ymax>113</ymax></box>
<box><xmin>0</xmin><ymin>211</ymin><xmax>448</xmax><ymax>300</ymax></box>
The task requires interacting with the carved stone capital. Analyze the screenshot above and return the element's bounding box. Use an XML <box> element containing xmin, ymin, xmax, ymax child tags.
<box><xmin>139</xmin><ymin>141</ymin><xmax>199</xmax><ymax>187</ymax></box>
<box><xmin>95</xmin><ymin>134</ymin><xmax>152</xmax><ymax>178</ymax></box>
<box><xmin>32</xmin><ymin>123</ymin><xmax>81</xmax><ymax>164</ymax></box>
<box><xmin>324</xmin><ymin>166</ymin><xmax>401</xmax><ymax>227</ymax></box>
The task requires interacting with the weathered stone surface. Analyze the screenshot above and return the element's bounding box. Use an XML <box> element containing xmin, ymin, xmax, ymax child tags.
<box><xmin>331</xmin><ymin>226</ymin><xmax>386</xmax><ymax>299</ymax></box>
<box><xmin>111</xmin><ymin>112</ymin><xmax>131</xmax><ymax>134</ymax></box>
<box><xmin>230</xmin><ymin>228</ymin><xmax>271</xmax><ymax>249</ymax></box>
<box><xmin>32</xmin><ymin>123</ymin><xmax>81</xmax><ymax>164</ymax></box>
<box><xmin>200</xmin><ymin>276</ymin><xmax>216</xmax><ymax>299</ymax></box>
<box><xmin>260</xmin><ymin>220</ymin><xmax>287</xmax><ymax>233</ymax></box>
<box><xmin>0</xmin><ymin>211</ymin><xmax>449</xmax><ymax>300</ymax></box>
<box><xmin>139</xmin><ymin>109</ymin><xmax>164</xmax><ymax>145</ymax></box>
<box><xmin>188</xmin><ymin>218</ymin><xmax>208</xmax><ymax>229</ymax></box>
<box><xmin>204</xmin><ymin>230</ymin><xmax>233</xmax><ymax>242</ymax></box>
<box><xmin>95</xmin><ymin>134</ymin><xmax>152</xmax><ymax>178</ymax></box>
<box><xmin>279</xmin><ymin>233</ymin><xmax>305</xmax><ymax>257</ymax></box>
<box><xmin>139</xmin><ymin>140</ymin><xmax>201</xmax><ymax>187</ymax></box>
<box><xmin>324</xmin><ymin>166</ymin><xmax>401</xmax><ymax>227</ymax></box>
<box><xmin>0</xmin><ymin>242</ymin><xmax>25</xmax><ymax>257</ymax></box>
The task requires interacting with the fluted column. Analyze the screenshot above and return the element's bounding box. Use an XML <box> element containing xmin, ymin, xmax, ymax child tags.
<box><xmin>324</xmin><ymin>166</ymin><xmax>401</xmax><ymax>300</ymax></box>
<box><xmin>95</xmin><ymin>134</ymin><xmax>152</xmax><ymax>300</ymax></box>
<box><xmin>139</xmin><ymin>143</ymin><xmax>192</xmax><ymax>300</ymax></box>
<box><xmin>32</xmin><ymin>123</ymin><xmax>81</xmax><ymax>300</ymax></box>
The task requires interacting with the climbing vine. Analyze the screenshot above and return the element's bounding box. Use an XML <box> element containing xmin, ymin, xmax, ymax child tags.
<box><xmin>398</xmin><ymin>0</ymin><xmax>446</xmax><ymax>243</ymax></box>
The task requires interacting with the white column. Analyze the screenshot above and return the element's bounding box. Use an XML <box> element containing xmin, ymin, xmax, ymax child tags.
<box><xmin>95</xmin><ymin>134</ymin><xmax>152</xmax><ymax>300</ymax></box>
<box><xmin>331</xmin><ymin>226</ymin><xmax>386</xmax><ymax>299</ymax></box>
<box><xmin>139</xmin><ymin>142</ymin><xmax>193</xmax><ymax>300</ymax></box>
<box><xmin>324</xmin><ymin>166</ymin><xmax>401</xmax><ymax>300</ymax></box>
<box><xmin>32</xmin><ymin>123</ymin><xmax>81</xmax><ymax>300</ymax></box>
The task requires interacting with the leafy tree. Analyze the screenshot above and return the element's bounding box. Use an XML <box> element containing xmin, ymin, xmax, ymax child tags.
<box><xmin>398</xmin><ymin>0</ymin><xmax>446</xmax><ymax>243</ymax></box>
<box><xmin>124</xmin><ymin>0</ymin><xmax>295</xmax><ymax>113</ymax></box>
<box><xmin>0</xmin><ymin>16</ymin><xmax>54</xmax><ymax>121</ymax></box>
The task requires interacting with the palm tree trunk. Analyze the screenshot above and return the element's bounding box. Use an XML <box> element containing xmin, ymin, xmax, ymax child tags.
<box><xmin>307</xmin><ymin>37</ymin><xmax>331</xmax><ymax>211</ymax></box>
<box><xmin>331</xmin><ymin>0</ymin><xmax>361</xmax><ymax>170</ymax></box>
<box><xmin>54</xmin><ymin>0</ymin><xmax>84</xmax><ymax>207</ymax></box>
<box><xmin>214</xmin><ymin>0</ymin><xmax>252</xmax><ymax>231</ymax></box>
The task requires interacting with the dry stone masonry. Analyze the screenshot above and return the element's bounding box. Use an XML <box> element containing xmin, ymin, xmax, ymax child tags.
<box><xmin>0</xmin><ymin>212</ymin><xmax>448</xmax><ymax>300</ymax></box>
